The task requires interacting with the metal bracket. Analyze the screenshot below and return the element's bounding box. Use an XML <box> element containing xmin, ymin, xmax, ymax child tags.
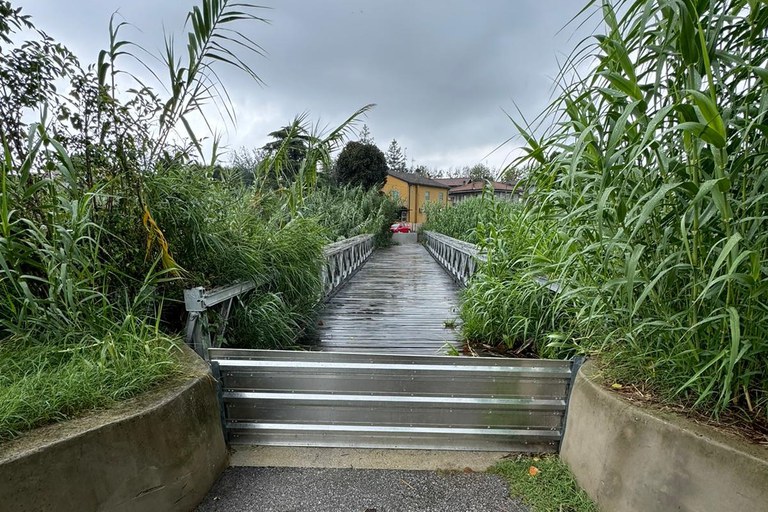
<box><xmin>183</xmin><ymin>282</ymin><xmax>257</xmax><ymax>359</ymax></box>
<box><xmin>184</xmin><ymin>282</ymin><xmax>256</xmax><ymax>312</ymax></box>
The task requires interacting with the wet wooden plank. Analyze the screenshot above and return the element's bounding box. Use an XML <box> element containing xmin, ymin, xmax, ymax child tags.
<box><xmin>310</xmin><ymin>244</ymin><xmax>461</xmax><ymax>354</ymax></box>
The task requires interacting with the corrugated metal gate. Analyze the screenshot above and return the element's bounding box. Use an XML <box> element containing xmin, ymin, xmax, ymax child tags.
<box><xmin>209</xmin><ymin>348</ymin><xmax>582</xmax><ymax>452</ymax></box>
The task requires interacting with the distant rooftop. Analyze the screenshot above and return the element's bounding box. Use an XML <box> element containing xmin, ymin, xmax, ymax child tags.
<box><xmin>432</xmin><ymin>177</ymin><xmax>470</xmax><ymax>188</ymax></box>
<box><xmin>450</xmin><ymin>181</ymin><xmax>520</xmax><ymax>193</ymax></box>
<box><xmin>387</xmin><ymin>170</ymin><xmax>451</xmax><ymax>189</ymax></box>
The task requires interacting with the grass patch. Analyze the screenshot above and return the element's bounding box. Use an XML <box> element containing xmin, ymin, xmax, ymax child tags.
<box><xmin>0</xmin><ymin>327</ymin><xmax>181</xmax><ymax>443</ymax></box>
<box><xmin>491</xmin><ymin>455</ymin><xmax>596</xmax><ymax>512</ymax></box>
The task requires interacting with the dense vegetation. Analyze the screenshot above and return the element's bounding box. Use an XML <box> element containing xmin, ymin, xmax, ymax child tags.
<box><xmin>6</xmin><ymin>0</ymin><xmax>764</xmax><ymax>442</ymax></box>
<box><xmin>301</xmin><ymin>185</ymin><xmax>401</xmax><ymax>246</ymax></box>
<box><xmin>0</xmin><ymin>1</ymin><xmax>394</xmax><ymax>441</ymax></box>
<box><xmin>422</xmin><ymin>195</ymin><xmax>521</xmax><ymax>244</ymax></box>
<box><xmin>455</xmin><ymin>0</ymin><xmax>768</xmax><ymax>424</ymax></box>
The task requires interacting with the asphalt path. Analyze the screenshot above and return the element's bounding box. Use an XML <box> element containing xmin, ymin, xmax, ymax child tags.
<box><xmin>196</xmin><ymin>467</ymin><xmax>528</xmax><ymax>512</ymax></box>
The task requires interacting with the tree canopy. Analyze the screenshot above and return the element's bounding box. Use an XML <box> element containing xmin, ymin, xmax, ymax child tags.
<box><xmin>359</xmin><ymin>124</ymin><xmax>374</xmax><ymax>144</ymax></box>
<box><xmin>335</xmin><ymin>141</ymin><xmax>388</xmax><ymax>189</ymax></box>
<box><xmin>385</xmin><ymin>139</ymin><xmax>407</xmax><ymax>172</ymax></box>
<box><xmin>468</xmin><ymin>163</ymin><xmax>494</xmax><ymax>181</ymax></box>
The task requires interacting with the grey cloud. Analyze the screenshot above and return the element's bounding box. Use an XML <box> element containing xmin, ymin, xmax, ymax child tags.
<box><xmin>17</xmin><ymin>0</ymin><xmax>591</xmax><ymax>170</ymax></box>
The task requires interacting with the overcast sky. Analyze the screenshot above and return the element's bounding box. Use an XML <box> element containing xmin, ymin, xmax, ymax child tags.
<box><xmin>17</xmin><ymin>0</ymin><xmax>594</xmax><ymax>173</ymax></box>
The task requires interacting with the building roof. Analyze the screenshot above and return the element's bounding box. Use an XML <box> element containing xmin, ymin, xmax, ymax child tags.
<box><xmin>387</xmin><ymin>170</ymin><xmax>451</xmax><ymax>189</ymax></box>
<box><xmin>432</xmin><ymin>177</ymin><xmax>470</xmax><ymax>188</ymax></box>
<box><xmin>449</xmin><ymin>180</ymin><xmax>520</xmax><ymax>194</ymax></box>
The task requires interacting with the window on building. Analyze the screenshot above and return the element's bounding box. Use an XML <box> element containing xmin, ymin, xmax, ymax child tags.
<box><xmin>425</xmin><ymin>190</ymin><xmax>430</xmax><ymax>201</ymax></box>
<box><xmin>438</xmin><ymin>192</ymin><xmax>444</xmax><ymax>202</ymax></box>
<box><xmin>391</xmin><ymin>190</ymin><xmax>400</xmax><ymax>201</ymax></box>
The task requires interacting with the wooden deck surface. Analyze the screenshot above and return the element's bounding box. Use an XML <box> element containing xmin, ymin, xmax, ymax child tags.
<box><xmin>312</xmin><ymin>243</ymin><xmax>461</xmax><ymax>354</ymax></box>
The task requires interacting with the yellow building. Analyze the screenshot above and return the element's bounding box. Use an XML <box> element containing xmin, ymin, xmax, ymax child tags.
<box><xmin>382</xmin><ymin>170</ymin><xmax>450</xmax><ymax>225</ymax></box>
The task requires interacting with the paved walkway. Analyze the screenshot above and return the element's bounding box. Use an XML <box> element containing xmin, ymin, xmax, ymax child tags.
<box><xmin>314</xmin><ymin>243</ymin><xmax>461</xmax><ymax>354</ymax></box>
<box><xmin>196</xmin><ymin>467</ymin><xmax>528</xmax><ymax>512</ymax></box>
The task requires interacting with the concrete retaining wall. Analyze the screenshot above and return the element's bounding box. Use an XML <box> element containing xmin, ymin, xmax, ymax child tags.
<box><xmin>0</xmin><ymin>348</ymin><xmax>227</xmax><ymax>512</ymax></box>
<box><xmin>561</xmin><ymin>362</ymin><xmax>768</xmax><ymax>512</ymax></box>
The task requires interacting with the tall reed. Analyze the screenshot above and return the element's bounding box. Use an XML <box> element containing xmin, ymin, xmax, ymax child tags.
<box><xmin>422</xmin><ymin>195</ymin><xmax>521</xmax><ymax>244</ymax></box>
<box><xmin>300</xmin><ymin>185</ymin><xmax>400</xmax><ymax>245</ymax></box>
<box><xmin>465</xmin><ymin>0</ymin><xmax>768</xmax><ymax>421</ymax></box>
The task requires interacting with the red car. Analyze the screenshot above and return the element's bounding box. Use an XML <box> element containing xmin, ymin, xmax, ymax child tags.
<box><xmin>390</xmin><ymin>222</ymin><xmax>412</xmax><ymax>233</ymax></box>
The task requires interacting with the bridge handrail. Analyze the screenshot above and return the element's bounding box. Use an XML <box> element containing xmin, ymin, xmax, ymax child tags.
<box><xmin>422</xmin><ymin>230</ymin><xmax>485</xmax><ymax>287</ymax></box>
<box><xmin>423</xmin><ymin>231</ymin><xmax>562</xmax><ymax>293</ymax></box>
<box><xmin>184</xmin><ymin>233</ymin><xmax>375</xmax><ymax>358</ymax></box>
<box><xmin>323</xmin><ymin>233</ymin><xmax>372</xmax><ymax>257</ymax></box>
<box><xmin>423</xmin><ymin>230</ymin><xmax>485</xmax><ymax>259</ymax></box>
<box><xmin>321</xmin><ymin>234</ymin><xmax>374</xmax><ymax>297</ymax></box>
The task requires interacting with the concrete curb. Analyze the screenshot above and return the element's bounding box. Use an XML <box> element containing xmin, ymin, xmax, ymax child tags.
<box><xmin>0</xmin><ymin>347</ymin><xmax>228</xmax><ymax>512</ymax></box>
<box><xmin>229</xmin><ymin>446</ymin><xmax>511</xmax><ymax>471</ymax></box>
<box><xmin>561</xmin><ymin>361</ymin><xmax>768</xmax><ymax>512</ymax></box>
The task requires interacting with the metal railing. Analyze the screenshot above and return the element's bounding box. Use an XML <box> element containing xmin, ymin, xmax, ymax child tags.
<box><xmin>322</xmin><ymin>234</ymin><xmax>374</xmax><ymax>298</ymax></box>
<box><xmin>209</xmin><ymin>348</ymin><xmax>583</xmax><ymax>452</ymax></box>
<box><xmin>423</xmin><ymin>231</ymin><xmax>564</xmax><ymax>293</ymax></box>
<box><xmin>423</xmin><ymin>231</ymin><xmax>485</xmax><ymax>286</ymax></box>
<box><xmin>184</xmin><ymin>234</ymin><xmax>375</xmax><ymax>358</ymax></box>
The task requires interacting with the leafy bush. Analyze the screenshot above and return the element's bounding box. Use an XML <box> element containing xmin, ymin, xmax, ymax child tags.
<box><xmin>143</xmin><ymin>168</ymin><xmax>328</xmax><ymax>348</ymax></box>
<box><xmin>334</xmin><ymin>141</ymin><xmax>388</xmax><ymax>189</ymax></box>
<box><xmin>0</xmin><ymin>130</ymin><xmax>180</xmax><ymax>441</ymax></box>
<box><xmin>145</xmin><ymin>167</ymin><xmax>275</xmax><ymax>287</ymax></box>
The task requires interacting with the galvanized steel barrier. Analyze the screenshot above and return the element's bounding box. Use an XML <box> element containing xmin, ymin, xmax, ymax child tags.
<box><xmin>209</xmin><ymin>348</ymin><xmax>582</xmax><ymax>452</ymax></box>
<box><xmin>423</xmin><ymin>230</ymin><xmax>485</xmax><ymax>286</ymax></box>
<box><xmin>184</xmin><ymin>234</ymin><xmax>374</xmax><ymax>358</ymax></box>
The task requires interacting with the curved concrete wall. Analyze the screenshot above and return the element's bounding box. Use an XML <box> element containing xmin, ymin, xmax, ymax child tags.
<box><xmin>0</xmin><ymin>349</ymin><xmax>227</xmax><ymax>512</ymax></box>
<box><xmin>561</xmin><ymin>362</ymin><xmax>768</xmax><ymax>512</ymax></box>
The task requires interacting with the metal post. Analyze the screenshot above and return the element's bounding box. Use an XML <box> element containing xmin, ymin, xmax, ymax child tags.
<box><xmin>209</xmin><ymin>360</ymin><xmax>229</xmax><ymax>444</ymax></box>
<box><xmin>559</xmin><ymin>355</ymin><xmax>586</xmax><ymax>452</ymax></box>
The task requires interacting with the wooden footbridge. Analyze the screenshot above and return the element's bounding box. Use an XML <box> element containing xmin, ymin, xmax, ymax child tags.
<box><xmin>184</xmin><ymin>232</ymin><xmax>580</xmax><ymax>452</ymax></box>
<box><xmin>316</xmin><ymin>242</ymin><xmax>461</xmax><ymax>354</ymax></box>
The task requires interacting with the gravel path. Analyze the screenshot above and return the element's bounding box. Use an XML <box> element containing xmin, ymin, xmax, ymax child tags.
<box><xmin>196</xmin><ymin>467</ymin><xmax>528</xmax><ymax>512</ymax></box>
